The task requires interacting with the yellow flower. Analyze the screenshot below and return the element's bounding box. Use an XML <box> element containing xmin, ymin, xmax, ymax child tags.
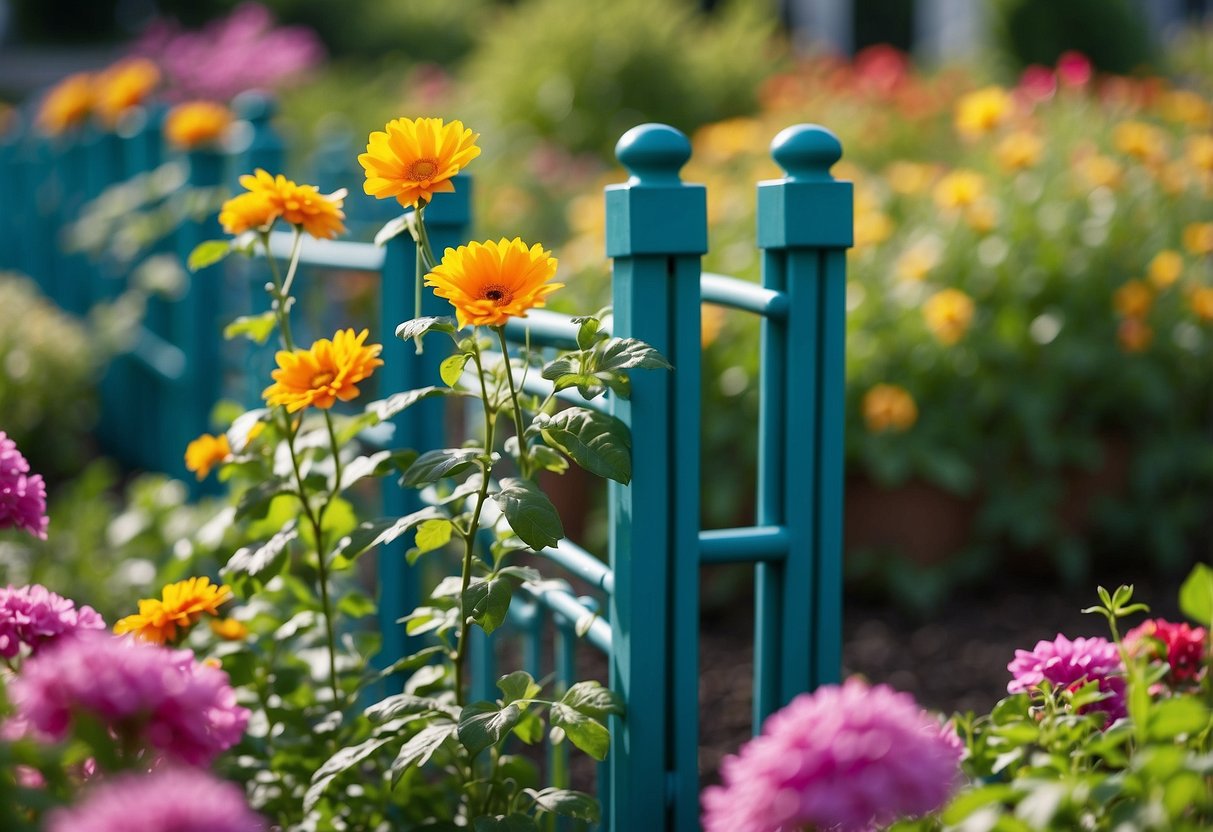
<box><xmin>701</xmin><ymin>304</ymin><xmax>726</xmax><ymax>348</ymax></box>
<box><xmin>37</xmin><ymin>73</ymin><xmax>94</xmax><ymax>135</ymax></box>
<box><xmin>854</xmin><ymin>208</ymin><xmax>893</xmax><ymax>248</ymax></box>
<box><xmin>239</xmin><ymin>169</ymin><xmax>346</xmax><ymax>240</ymax></box>
<box><xmin>933</xmin><ymin>170</ymin><xmax>985</xmax><ymax>212</ymax></box>
<box><xmin>219</xmin><ymin>191</ymin><xmax>279</xmax><ymax>236</ymax></box>
<box><xmin>1183</xmin><ymin>222</ymin><xmax>1213</xmax><ymax>256</ymax></box>
<box><xmin>964</xmin><ymin>199</ymin><xmax>1000</xmax><ymax>234</ymax></box>
<box><xmin>995</xmin><ymin>130</ymin><xmax>1044</xmax><ymax>171</ymax></box>
<box><xmin>114</xmin><ymin>577</ymin><xmax>232</xmax><ymax>644</ymax></box>
<box><xmin>209</xmin><ymin>617</ymin><xmax>249</xmax><ymax>641</ymax></box>
<box><xmin>94</xmin><ymin>58</ymin><xmax>159</xmax><ymax>127</ymax></box>
<box><xmin>164</xmin><ymin>100</ymin><xmax>233</xmax><ymax>149</ymax></box>
<box><xmin>263</xmin><ymin>328</ymin><xmax>384</xmax><ymax>413</ymax></box>
<box><xmin>1112</xmin><ymin>120</ymin><xmax>1168</xmax><ymax>165</ymax></box>
<box><xmin>1113</xmin><ymin>280</ymin><xmax>1152</xmax><ymax>318</ymax></box>
<box><xmin>954</xmin><ymin>86</ymin><xmax>1013</xmax><ymax>139</ymax></box>
<box><xmin>1187</xmin><ymin>135</ymin><xmax>1213</xmax><ymax>175</ymax></box>
<box><xmin>693</xmin><ymin>117</ymin><xmax>764</xmax><ymax>163</ymax></box>
<box><xmin>894</xmin><ymin>239</ymin><xmax>940</xmax><ymax>282</ymax></box>
<box><xmin>359</xmin><ymin>117</ymin><xmax>481</xmax><ymax>208</ymax></box>
<box><xmin>1147</xmin><ymin>250</ymin><xmax>1184</xmax><ymax>289</ymax></box>
<box><xmin>1189</xmin><ymin>286</ymin><xmax>1213</xmax><ymax>321</ymax></box>
<box><xmin>885</xmin><ymin>161</ymin><xmax>935</xmax><ymax>196</ymax></box>
<box><xmin>1075</xmin><ymin>154</ymin><xmax>1123</xmax><ymax>191</ymax></box>
<box><xmin>863</xmin><ymin>384</ymin><xmax>917</xmax><ymax>433</ymax></box>
<box><xmin>923</xmin><ymin>288</ymin><xmax>975</xmax><ymax>345</ymax></box>
<box><xmin>1157</xmin><ymin>89</ymin><xmax>1212</xmax><ymax>129</ymax></box>
<box><xmin>184</xmin><ymin>433</ymin><xmax>231</xmax><ymax>480</ymax></box>
<box><xmin>425</xmin><ymin>238</ymin><xmax>562</xmax><ymax>329</ymax></box>
<box><xmin>1117</xmin><ymin>317</ymin><xmax>1153</xmax><ymax>352</ymax></box>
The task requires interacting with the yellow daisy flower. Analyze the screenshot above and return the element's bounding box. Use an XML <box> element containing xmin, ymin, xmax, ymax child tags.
<box><xmin>238</xmin><ymin>169</ymin><xmax>346</xmax><ymax>240</ymax></box>
<box><xmin>425</xmin><ymin>237</ymin><xmax>562</xmax><ymax>329</ymax></box>
<box><xmin>218</xmin><ymin>190</ymin><xmax>279</xmax><ymax>236</ymax></box>
<box><xmin>37</xmin><ymin>73</ymin><xmax>94</xmax><ymax>135</ymax></box>
<box><xmin>164</xmin><ymin>100</ymin><xmax>233</xmax><ymax>150</ymax></box>
<box><xmin>263</xmin><ymin>328</ymin><xmax>384</xmax><ymax>413</ymax></box>
<box><xmin>863</xmin><ymin>384</ymin><xmax>917</xmax><ymax>433</ymax></box>
<box><xmin>358</xmin><ymin>117</ymin><xmax>481</xmax><ymax>208</ymax></box>
<box><xmin>954</xmin><ymin>86</ymin><xmax>1013</xmax><ymax>140</ymax></box>
<box><xmin>184</xmin><ymin>432</ymin><xmax>231</xmax><ymax>480</ymax></box>
<box><xmin>94</xmin><ymin>58</ymin><xmax>160</xmax><ymax>127</ymax></box>
<box><xmin>114</xmin><ymin>577</ymin><xmax>232</xmax><ymax>644</ymax></box>
<box><xmin>923</xmin><ymin>288</ymin><xmax>975</xmax><ymax>345</ymax></box>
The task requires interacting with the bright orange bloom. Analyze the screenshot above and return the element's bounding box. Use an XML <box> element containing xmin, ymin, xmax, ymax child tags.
<box><xmin>37</xmin><ymin>73</ymin><xmax>94</xmax><ymax>135</ymax></box>
<box><xmin>359</xmin><ymin>117</ymin><xmax>481</xmax><ymax>208</ymax></box>
<box><xmin>263</xmin><ymin>328</ymin><xmax>383</xmax><ymax>412</ymax></box>
<box><xmin>164</xmin><ymin>100</ymin><xmax>233</xmax><ymax>149</ymax></box>
<box><xmin>1113</xmin><ymin>280</ymin><xmax>1153</xmax><ymax>319</ymax></box>
<box><xmin>863</xmin><ymin>384</ymin><xmax>917</xmax><ymax>433</ymax></box>
<box><xmin>184</xmin><ymin>433</ymin><xmax>231</xmax><ymax>480</ymax></box>
<box><xmin>1147</xmin><ymin>250</ymin><xmax>1184</xmax><ymax>289</ymax></box>
<box><xmin>114</xmin><ymin>577</ymin><xmax>232</xmax><ymax>644</ymax></box>
<box><xmin>94</xmin><ymin>58</ymin><xmax>160</xmax><ymax>127</ymax></box>
<box><xmin>239</xmin><ymin>169</ymin><xmax>345</xmax><ymax>239</ymax></box>
<box><xmin>954</xmin><ymin>86</ymin><xmax>1013</xmax><ymax>139</ymax></box>
<box><xmin>923</xmin><ymin>288</ymin><xmax>975</xmax><ymax>345</ymax></box>
<box><xmin>425</xmin><ymin>238</ymin><xmax>562</xmax><ymax>329</ymax></box>
<box><xmin>209</xmin><ymin>617</ymin><xmax>249</xmax><ymax>641</ymax></box>
<box><xmin>218</xmin><ymin>190</ymin><xmax>279</xmax><ymax>236</ymax></box>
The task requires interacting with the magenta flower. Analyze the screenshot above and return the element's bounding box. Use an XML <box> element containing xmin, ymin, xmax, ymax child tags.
<box><xmin>0</xmin><ymin>430</ymin><xmax>48</xmax><ymax>539</ymax></box>
<box><xmin>47</xmin><ymin>767</ymin><xmax>264</xmax><ymax>832</ymax></box>
<box><xmin>701</xmin><ymin>679</ymin><xmax>963</xmax><ymax>832</ymax></box>
<box><xmin>0</xmin><ymin>584</ymin><xmax>104</xmax><ymax>659</ymax></box>
<box><xmin>10</xmin><ymin>631</ymin><xmax>248</xmax><ymax>766</ymax></box>
<box><xmin>1007</xmin><ymin>633</ymin><xmax>1126</xmax><ymax>721</ymax></box>
<box><xmin>1125</xmin><ymin>619</ymin><xmax>1209</xmax><ymax>684</ymax></box>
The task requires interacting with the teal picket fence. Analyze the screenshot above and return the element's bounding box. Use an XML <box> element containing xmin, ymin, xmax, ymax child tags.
<box><xmin>0</xmin><ymin>101</ymin><xmax>852</xmax><ymax>830</ymax></box>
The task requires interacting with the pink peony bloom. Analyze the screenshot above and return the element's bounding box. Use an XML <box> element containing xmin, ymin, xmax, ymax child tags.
<box><xmin>10</xmin><ymin>631</ymin><xmax>248</xmax><ymax>766</ymax></box>
<box><xmin>1125</xmin><ymin>619</ymin><xmax>1208</xmax><ymax>684</ymax></box>
<box><xmin>0</xmin><ymin>431</ymin><xmax>48</xmax><ymax>539</ymax></box>
<box><xmin>0</xmin><ymin>584</ymin><xmax>105</xmax><ymax>659</ymax></box>
<box><xmin>1007</xmin><ymin>634</ymin><xmax>1126</xmax><ymax>722</ymax></box>
<box><xmin>701</xmin><ymin>679</ymin><xmax>963</xmax><ymax>832</ymax></box>
<box><xmin>46</xmin><ymin>767</ymin><xmax>264</xmax><ymax>832</ymax></box>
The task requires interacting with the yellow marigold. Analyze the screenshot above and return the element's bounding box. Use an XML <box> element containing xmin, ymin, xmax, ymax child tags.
<box><xmin>1183</xmin><ymin>222</ymin><xmax>1213</xmax><ymax>256</ymax></box>
<box><xmin>1190</xmin><ymin>286</ymin><xmax>1213</xmax><ymax>321</ymax></box>
<box><xmin>164</xmin><ymin>100</ymin><xmax>233</xmax><ymax>149</ymax></box>
<box><xmin>694</xmin><ymin>117</ymin><xmax>764</xmax><ymax>163</ymax></box>
<box><xmin>1156</xmin><ymin>160</ymin><xmax>1192</xmax><ymax>196</ymax></box>
<box><xmin>964</xmin><ymin>199</ymin><xmax>1000</xmax><ymax>234</ymax></box>
<box><xmin>1113</xmin><ymin>120</ymin><xmax>1168</xmax><ymax>165</ymax></box>
<box><xmin>1147</xmin><ymin>250</ymin><xmax>1184</xmax><ymax>289</ymax></box>
<box><xmin>923</xmin><ymin>288</ymin><xmax>975</xmax><ymax>345</ymax></box>
<box><xmin>1117</xmin><ymin>317</ymin><xmax>1153</xmax><ymax>353</ymax></box>
<box><xmin>863</xmin><ymin>384</ymin><xmax>917</xmax><ymax>433</ymax></box>
<box><xmin>885</xmin><ymin>161</ymin><xmax>935</xmax><ymax>196</ymax></box>
<box><xmin>933</xmin><ymin>170</ymin><xmax>985</xmax><ymax>212</ymax></box>
<box><xmin>1113</xmin><ymin>280</ymin><xmax>1152</xmax><ymax>318</ymax></box>
<box><xmin>263</xmin><ymin>328</ymin><xmax>384</xmax><ymax>413</ymax></box>
<box><xmin>114</xmin><ymin>577</ymin><xmax>232</xmax><ymax>644</ymax></box>
<box><xmin>954</xmin><ymin>85</ymin><xmax>1013</xmax><ymax>139</ymax></box>
<box><xmin>184</xmin><ymin>432</ymin><xmax>231</xmax><ymax>480</ymax></box>
<box><xmin>218</xmin><ymin>190</ymin><xmax>279</xmax><ymax>236</ymax></box>
<box><xmin>37</xmin><ymin>73</ymin><xmax>94</xmax><ymax>135</ymax></box>
<box><xmin>1157</xmin><ymin>89</ymin><xmax>1212</xmax><ymax>129</ymax></box>
<box><xmin>94</xmin><ymin>58</ymin><xmax>159</xmax><ymax>127</ymax></box>
<box><xmin>995</xmin><ymin>130</ymin><xmax>1044</xmax><ymax>171</ymax></box>
<box><xmin>1187</xmin><ymin>135</ymin><xmax>1213</xmax><ymax>174</ymax></box>
<box><xmin>239</xmin><ymin>169</ymin><xmax>346</xmax><ymax>240</ymax></box>
<box><xmin>894</xmin><ymin>239</ymin><xmax>940</xmax><ymax>283</ymax></box>
<box><xmin>209</xmin><ymin>617</ymin><xmax>249</xmax><ymax>641</ymax></box>
<box><xmin>854</xmin><ymin>208</ymin><xmax>893</xmax><ymax>248</ymax></box>
<box><xmin>359</xmin><ymin>117</ymin><xmax>481</xmax><ymax>208</ymax></box>
<box><xmin>1075</xmin><ymin>154</ymin><xmax>1124</xmax><ymax>191</ymax></box>
<box><xmin>425</xmin><ymin>237</ymin><xmax>563</xmax><ymax>329</ymax></box>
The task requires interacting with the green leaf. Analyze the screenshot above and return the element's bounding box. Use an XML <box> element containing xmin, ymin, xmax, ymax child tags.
<box><xmin>187</xmin><ymin>239</ymin><xmax>231</xmax><ymax>272</ymax></box>
<box><xmin>337</xmin><ymin>591</ymin><xmax>376</xmax><ymax>620</ymax></box>
<box><xmin>374</xmin><ymin>212</ymin><xmax>411</xmax><ymax>246</ymax></box>
<box><xmin>473</xmin><ymin>815</ymin><xmax>539</xmax><ymax>832</ymax></box>
<box><xmin>541</xmin><ymin>357</ymin><xmax>577</xmax><ymax>382</ymax></box>
<box><xmin>497</xmin><ymin>670</ymin><xmax>542</xmax><ymax>704</ymax></box>
<box><xmin>415</xmin><ymin>518</ymin><xmax>453</xmax><ymax>554</ymax></box>
<box><xmin>396</xmin><ymin>316</ymin><xmax>457</xmax><ymax>342</ymax></box>
<box><xmin>365</xmin><ymin>693</ymin><xmax>459</xmax><ymax>722</ymax></box>
<box><xmin>463</xmin><ymin>575</ymin><xmax>515</xmax><ymax>635</ymax></box>
<box><xmin>1179</xmin><ymin>563</ymin><xmax>1213</xmax><ymax>626</ymax></box>
<box><xmin>222</xmin><ymin>311</ymin><xmax>277</xmax><ymax>345</ymax></box>
<box><xmin>459</xmin><ymin>701</ymin><xmax>522</xmax><ymax>757</ymax></box>
<box><xmin>575</xmin><ymin>316</ymin><xmax>605</xmax><ymax>350</ymax></box>
<box><xmin>222</xmin><ymin>520</ymin><xmax>297</xmax><ymax>590</ymax></box>
<box><xmin>305</xmin><ymin>735</ymin><xmax>396</xmax><ymax>812</ymax></box>
<box><xmin>524</xmin><ymin>788</ymin><xmax>600</xmax><ymax>822</ymax></box>
<box><xmin>550</xmin><ymin>702</ymin><xmax>610</xmax><ymax>761</ymax></box>
<box><xmin>336</xmin><ymin>450</ymin><xmax>393</xmax><ymax>492</ymax></box>
<box><xmin>234</xmin><ymin>477</ymin><xmax>294</xmax><ymax>521</ymax></box>
<box><xmin>1147</xmin><ymin>697</ymin><xmax>1211</xmax><ymax>740</ymax></box>
<box><xmin>513</xmin><ymin>709</ymin><xmax>545</xmax><ymax>745</ymax></box>
<box><xmin>331</xmin><ymin>507</ymin><xmax>446</xmax><ymax>562</ymax></box>
<box><xmin>539</xmin><ymin>407</ymin><xmax>631</xmax><ymax>484</ymax></box>
<box><xmin>493</xmin><ymin>477</ymin><xmax>563</xmax><ymax>550</ymax></box>
<box><xmin>941</xmin><ymin>784</ymin><xmax>1018</xmax><ymax>824</ymax></box>
<box><xmin>560</xmin><ymin>681</ymin><xmax>624</xmax><ymax>719</ymax></box>
<box><xmin>440</xmin><ymin>353</ymin><xmax>471</xmax><ymax>387</ymax></box>
<box><xmin>594</xmin><ymin>337</ymin><xmax>671</xmax><ymax>372</ymax></box>
<box><xmin>403</xmin><ymin>448</ymin><xmax>483</xmax><ymax>487</ymax></box>
<box><xmin>391</xmin><ymin>722</ymin><xmax>458</xmax><ymax>785</ymax></box>
<box><xmin>367</xmin><ymin>386</ymin><xmax>467</xmax><ymax>423</ymax></box>
<box><xmin>529</xmin><ymin>445</ymin><xmax>568</xmax><ymax>474</ymax></box>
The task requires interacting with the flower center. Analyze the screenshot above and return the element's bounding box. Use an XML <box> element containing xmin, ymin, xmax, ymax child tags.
<box><xmin>481</xmin><ymin>285</ymin><xmax>513</xmax><ymax>306</ymax></box>
<box><xmin>407</xmin><ymin>158</ymin><xmax>439</xmax><ymax>181</ymax></box>
<box><xmin>311</xmin><ymin>370</ymin><xmax>336</xmax><ymax>388</ymax></box>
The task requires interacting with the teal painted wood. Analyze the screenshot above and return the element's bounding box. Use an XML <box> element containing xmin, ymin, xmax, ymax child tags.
<box><xmin>606</xmin><ymin>123</ymin><xmax>706</xmax><ymax>832</ymax></box>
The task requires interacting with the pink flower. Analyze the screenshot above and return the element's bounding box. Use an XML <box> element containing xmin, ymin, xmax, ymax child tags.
<box><xmin>0</xmin><ymin>431</ymin><xmax>48</xmax><ymax>539</ymax></box>
<box><xmin>46</xmin><ymin>767</ymin><xmax>264</xmax><ymax>832</ymax></box>
<box><xmin>1017</xmin><ymin>65</ymin><xmax>1057</xmax><ymax>103</ymax></box>
<box><xmin>1007</xmin><ymin>634</ymin><xmax>1126</xmax><ymax>722</ymax></box>
<box><xmin>10</xmin><ymin>631</ymin><xmax>248</xmax><ymax>766</ymax></box>
<box><xmin>0</xmin><ymin>584</ymin><xmax>105</xmax><ymax>659</ymax></box>
<box><xmin>1125</xmin><ymin>619</ymin><xmax>1208</xmax><ymax>684</ymax></box>
<box><xmin>1057</xmin><ymin>51</ymin><xmax>1093</xmax><ymax>88</ymax></box>
<box><xmin>701</xmin><ymin>679</ymin><xmax>963</xmax><ymax>832</ymax></box>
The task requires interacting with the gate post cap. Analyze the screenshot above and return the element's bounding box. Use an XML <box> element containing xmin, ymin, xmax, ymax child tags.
<box><xmin>771</xmin><ymin>124</ymin><xmax>842</xmax><ymax>183</ymax></box>
<box><xmin>616</xmin><ymin>123</ymin><xmax>691</xmax><ymax>186</ymax></box>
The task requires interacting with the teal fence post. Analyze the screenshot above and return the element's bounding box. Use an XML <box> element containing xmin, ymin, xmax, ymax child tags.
<box><xmin>754</xmin><ymin>125</ymin><xmax>851</xmax><ymax>718</ymax></box>
<box><xmin>606</xmin><ymin>124</ymin><xmax>705</xmax><ymax>832</ymax></box>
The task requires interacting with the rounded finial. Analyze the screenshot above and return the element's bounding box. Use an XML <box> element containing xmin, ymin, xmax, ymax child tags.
<box><xmin>770</xmin><ymin>124</ymin><xmax>842</xmax><ymax>182</ymax></box>
<box><xmin>233</xmin><ymin>91</ymin><xmax>278</xmax><ymax>124</ymax></box>
<box><xmin>615</xmin><ymin>123</ymin><xmax>691</xmax><ymax>186</ymax></box>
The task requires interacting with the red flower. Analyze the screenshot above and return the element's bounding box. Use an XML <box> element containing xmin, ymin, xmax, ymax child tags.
<box><xmin>1125</xmin><ymin>619</ymin><xmax>1208</xmax><ymax>684</ymax></box>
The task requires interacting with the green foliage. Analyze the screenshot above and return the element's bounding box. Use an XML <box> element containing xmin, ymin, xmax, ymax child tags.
<box><xmin>989</xmin><ymin>0</ymin><xmax>1158</xmax><ymax>75</ymax></box>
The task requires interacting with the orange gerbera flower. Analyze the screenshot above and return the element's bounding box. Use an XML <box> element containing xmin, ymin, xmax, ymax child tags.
<box><xmin>114</xmin><ymin>577</ymin><xmax>232</xmax><ymax>644</ymax></box>
<box><xmin>164</xmin><ymin>100</ymin><xmax>233</xmax><ymax>149</ymax></box>
<box><xmin>425</xmin><ymin>238</ymin><xmax>562</xmax><ymax>329</ymax></box>
<box><xmin>359</xmin><ymin>117</ymin><xmax>481</xmax><ymax>208</ymax></box>
<box><xmin>263</xmin><ymin>328</ymin><xmax>383</xmax><ymax>412</ymax></box>
<box><xmin>218</xmin><ymin>190</ymin><xmax>279</xmax><ymax>235</ymax></box>
<box><xmin>37</xmin><ymin>73</ymin><xmax>94</xmax><ymax>135</ymax></box>
<box><xmin>184</xmin><ymin>432</ymin><xmax>231</xmax><ymax>480</ymax></box>
<box><xmin>94</xmin><ymin>58</ymin><xmax>160</xmax><ymax>127</ymax></box>
<box><xmin>239</xmin><ymin>169</ymin><xmax>346</xmax><ymax>239</ymax></box>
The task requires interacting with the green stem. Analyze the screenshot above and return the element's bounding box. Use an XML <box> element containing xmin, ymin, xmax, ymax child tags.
<box><xmin>495</xmin><ymin>326</ymin><xmax>531</xmax><ymax>479</ymax></box>
<box><xmin>259</xmin><ymin>228</ymin><xmax>298</xmax><ymax>351</ymax></box>
<box><xmin>414</xmin><ymin>204</ymin><xmax>439</xmax><ymax>271</ymax></box>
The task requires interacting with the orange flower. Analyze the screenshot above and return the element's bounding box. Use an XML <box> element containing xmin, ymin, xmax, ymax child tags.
<box><xmin>94</xmin><ymin>58</ymin><xmax>160</xmax><ymax>127</ymax></box>
<box><xmin>1113</xmin><ymin>120</ymin><xmax>1168</xmax><ymax>165</ymax></box>
<box><xmin>37</xmin><ymin>73</ymin><xmax>94</xmax><ymax>135</ymax></box>
<box><xmin>114</xmin><ymin>577</ymin><xmax>232</xmax><ymax>644</ymax></box>
<box><xmin>1189</xmin><ymin>287</ymin><xmax>1213</xmax><ymax>322</ymax></box>
<box><xmin>923</xmin><ymin>288</ymin><xmax>975</xmax><ymax>345</ymax></box>
<box><xmin>1187</xmin><ymin>135</ymin><xmax>1213</xmax><ymax>175</ymax></box>
<box><xmin>1147</xmin><ymin>250</ymin><xmax>1184</xmax><ymax>289</ymax></box>
<box><xmin>263</xmin><ymin>328</ymin><xmax>384</xmax><ymax>412</ymax></box>
<box><xmin>209</xmin><ymin>617</ymin><xmax>249</xmax><ymax>641</ymax></box>
<box><xmin>239</xmin><ymin>169</ymin><xmax>346</xmax><ymax>240</ymax></box>
<box><xmin>218</xmin><ymin>191</ymin><xmax>279</xmax><ymax>236</ymax></box>
<box><xmin>1113</xmin><ymin>280</ymin><xmax>1152</xmax><ymax>318</ymax></box>
<box><xmin>359</xmin><ymin>117</ymin><xmax>481</xmax><ymax>208</ymax></box>
<box><xmin>1075</xmin><ymin>154</ymin><xmax>1124</xmax><ymax>191</ymax></box>
<box><xmin>863</xmin><ymin>384</ymin><xmax>917</xmax><ymax>433</ymax></box>
<box><xmin>1183</xmin><ymin>222</ymin><xmax>1213</xmax><ymax>256</ymax></box>
<box><xmin>184</xmin><ymin>433</ymin><xmax>231</xmax><ymax>480</ymax></box>
<box><xmin>1117</xmin><ymin>318</ymin><xmax>1153</xmax><ymax>352</ymax></box>
<box><xmin>995</xmin><ymin>131</ymin><xmax>1043</xmax><ymax>172</ymax></box>
<box><xmin>1157</xmin><ymin>90</ymin><xmax>1212</xmax><ymax>129</ymax></box>
<box><xmin>164</xmin><ymin>100</ymin><xmax>233</xmax><ymax>149</ymax></box>
<box><xmin>425</xmin><ymin>237</ymin><xmax>562</xmax><ymax>328</ymax></box>
<box><xmin>954</xmin><ymin>86</ymin><xmax>1013</xmax><ymax>139</ymax></box>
